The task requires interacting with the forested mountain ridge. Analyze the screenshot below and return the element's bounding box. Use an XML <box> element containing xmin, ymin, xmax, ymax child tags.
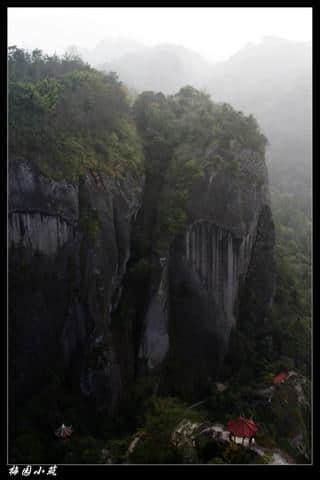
<box><xmin>8</xmin><ymin>47</ymin><xmax>311</xmax><ymax>465</ymax></box>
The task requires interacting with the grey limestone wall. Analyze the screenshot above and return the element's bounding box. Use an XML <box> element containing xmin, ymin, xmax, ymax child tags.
<box><xmin>9</xmin><ymin>157</ymin><xmax>144</xmax><ymax>412</ymax></box>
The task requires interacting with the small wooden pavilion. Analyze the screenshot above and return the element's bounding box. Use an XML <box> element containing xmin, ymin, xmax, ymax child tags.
<box><xmin>54</xmin><ymin>423</ymin><xmax>73</xmax><ymax>439</ymax></box>
<box><xmin>227</xmin><ymin>416</ymin><xmax>257</xmax><ymax>446</ymax></box>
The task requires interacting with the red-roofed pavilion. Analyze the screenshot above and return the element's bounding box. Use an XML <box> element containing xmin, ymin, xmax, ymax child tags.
<box><xmin>272</xmin><ymin>372</ymin><xmax>288</xmax><ymax>386</ymax></box>
<box><xmin>55</xmin><ymin>424</ymin><xmax>73</xmax><ymax>439</ymax></box>
<box><xmin>227</xmin><ymin>416</ymin><xmax>257</xmax><ymax>445</ymax></box>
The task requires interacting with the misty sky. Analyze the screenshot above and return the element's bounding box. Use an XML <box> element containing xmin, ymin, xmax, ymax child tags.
<box><xmin>8</xmin><ymin>7</ymin><xmax>312</xmax><ymax>62</ymax></box>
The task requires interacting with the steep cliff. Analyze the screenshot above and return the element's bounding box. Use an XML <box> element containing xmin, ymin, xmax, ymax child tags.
<box><xmin>168</xmin><ymin>158</ymin><xmax>274</xmax><ymax>397</ymax></box>
<box><xmin>9</xmin><ymin>156</ymin><xmax>144</xmax><ymax>411</ymax></box>
<box><xmin>134</xmin><ymin>90</ymin><xmax>275</xmax><ymax>399</ymax></box>
<box><xmin>8</xmin><ymin>50</ymin><xmax>147</xmax><ymax>413</ymax></box>
<box><xmin>9</xmin><ymin>54</ymin><xmax>275</xmax><ymax>413</ymax></box>
<box><xmin>140</xmin><ymin>143</ymin><xmax>275</xmax><ymax>399</ymax></box>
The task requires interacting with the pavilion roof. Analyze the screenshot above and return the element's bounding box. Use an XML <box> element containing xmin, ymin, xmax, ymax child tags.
<box><xmin>272</xmin><ymin>372</ymin><xmax>288</xmax><ymax>385</ymax></box>
<box><xmin>55</xmin><ymin>424</ymin><xmax>73</xmax><ymax>438</ymax></box>
<box><xmin>227</xmin><ymin>416</ymin><xmax>257</xmax><ymax>438</ymax></box>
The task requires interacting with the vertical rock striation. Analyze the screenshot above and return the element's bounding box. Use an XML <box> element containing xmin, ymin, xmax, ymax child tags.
<box><xmin>153</xmin><ymin>144</ymin><xmax>275</xmax><ymax>399</ymax></box>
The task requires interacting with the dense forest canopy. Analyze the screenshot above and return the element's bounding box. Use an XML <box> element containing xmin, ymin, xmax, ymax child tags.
<box><xmin>9</xmin><ymin>46</ymin><xmax>144</xmax><ymax>182</ymax></box>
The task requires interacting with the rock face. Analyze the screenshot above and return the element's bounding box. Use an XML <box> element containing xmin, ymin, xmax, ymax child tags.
<box><xmin>144</xmin><ymin>144</ymin><xmax>275</xmax><ymax>399</ymax></box>
<box><xmin>9</xmin><ymin>157</ymin><xmax>144</xmax><ymax>411</ymax></box>
<box><xmin>9</xmin><ymin>138</ymin><xmax>275</xmax><ymax>410</ymax></box>
<box><xmin>9</xmin><ymin>212</ymin><xmax>75</xmax><ymax>255</ymax></box>
<box><xmin>138</xmin><ymin>258</ymin><xmax>169</xmax><ymax>370</ymax></box>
